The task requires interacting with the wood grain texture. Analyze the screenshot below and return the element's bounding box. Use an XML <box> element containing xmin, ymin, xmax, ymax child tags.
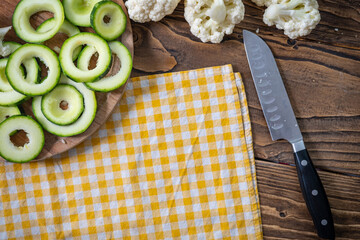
<box><xmin>256</xmin><ymin>160</ymin><xmax>360</xmax><ymax>239</ymax></box>
<box><xmin>0</xmin><ymin>0</ymin><xmax>133</xmax><ymax>161</ymax></box>
<box><xmin>132</xmin><ymin>24</ymin><xmax>177</xmax><ymax>72</ymax></box>
<box><xmin>127</xmin><ymin>1</ymin><xmax>360</xmax><ymax>238</ymax></box>
<box><xmin>1</xmin><ymin>0</ymin><xmax>357</xmax><ymax>238</ymax></box>
<box><xmin>130</xmin><ymin>1</ymin><xmax>360</xmax><ymax>175</ymax></box>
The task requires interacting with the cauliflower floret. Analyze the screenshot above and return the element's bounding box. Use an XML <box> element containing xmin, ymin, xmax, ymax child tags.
<box><xmin>184</xmin><ymin>0</ymin><xmax>245</xmax><ymax>43</ymax></box>
<box><xmin>263</xmin><ymin>0</ymin><xmax>321</xmax><ymax>39</ymax></box>
<box><xmin>125</xmin><ymin>0</ymin><xmax>181</xmax><ymax>23</ymax></box>
<box><xmin>251</xmin><ymin>0</ymin><xmax>277</xmax><ymax>7</ymax></box>
<box><xmin>0</xmin><ymin>26</ymin><xmax>12</xmax><ymax>57</ymax></box>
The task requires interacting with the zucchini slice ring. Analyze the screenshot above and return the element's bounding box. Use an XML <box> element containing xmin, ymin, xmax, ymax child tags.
<box><xmin>0</xmin><ymin>86</ymin><xmax>28</xmax><ymax>107</ymax></box>
<box><xmin>78</xmin><ymin>41</ymin><xmax>132</xmax><ymax>92</ymax></box>
<box><xmin>6</xmin><ymin>44</ymin><xmax>60</xmax><ymax>96</ymax></box>
<box><xmin>0</xmin><ymin>55</ymin><xmax>40</xmax><ymax>106</ymax></box>
<box><xmin>0</xmin><ymin>115</ymin><xmax>44</xmax><ymax>163</ymax></box>
<box><xmin>37</xmin><ymin>18</ymin><xmax>80</xmax><ymax>37</ymax></box>
<box><xmin>33</xmin><ymin>75</ymin><xmax>97</xmax><ymax>137</ymax></box>
<box><xmin>37</xmin><ymin>18</ymin><xmax>82</xmax><ymax>60</ymax></box>
<box><xmin>0</xmin><ymin>58</ymin><xmax>39</xmax><ymax>91</ymax></box>
<box><xmin>0</xmin><ymin>106</ymin><xmax>21</xmax><ymax>123</ymax></box>
<box><xmin>63</xmin><ymin>0</ymin><xmax>102</xmax><ymax>27</ymax></box>
<box><xmin>12</xmin><ymin>0</ymin><xmax>64</xmax><ymax>43</ymax></box>
<box><xmin>90</xmin><ymin>1</ymin><xmax>127</xmax><ymax>41</ymax></box>
<box><xmin>0</xmin><ymin>58</ymin><xmax>14</xmax><ymax>92</ymax></box>
<box><xmin>0</xmin><ymin>58</ymin><xmax>29</xmax><ymax>106</ymax></box>
<box><xmin>2</xmin><ymin>42</ymin><xmax>40</xmax><ymax>84</ymax></box>
<box><xmin>59</xmin><ymin>32</ymin><xmax>111</xmax><ymax>83</ymax></box>
<box><xmin>41</xmin><ymin>84</ymin><xmax>84</xmax><ymax>126</ymax></box>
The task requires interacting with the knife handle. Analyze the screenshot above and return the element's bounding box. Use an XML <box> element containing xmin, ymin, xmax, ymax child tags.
<box><xmin>294</xmin><ymin>149</ymin><xmax>335</xmax><ymax>239</ymax></box>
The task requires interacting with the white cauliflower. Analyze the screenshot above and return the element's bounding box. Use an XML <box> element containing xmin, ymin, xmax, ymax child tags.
<box><xmin>251</xmin><ymin>0</ymin><xmax>277</xmax><ymax>7</ymax></box>
<box><xmin>125</xmin><ymin>0</ymin><xmax>181</xmax><ymax>23</ymax></box>
<box><xmin>184</xmin><ymin>0</ymin><xmax>245</xmax><ymax>43</ymax></box>
<box><xmin>263</xmin><ymin>0</ymin><xmax>321</xmax><ymax>39</ymax></box>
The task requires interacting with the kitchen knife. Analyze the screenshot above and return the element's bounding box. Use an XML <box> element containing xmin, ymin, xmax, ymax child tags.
<box><xmin>243</xmin><ymin>30</ymin><xmax>335</xmax><ymax>239</ymax></box>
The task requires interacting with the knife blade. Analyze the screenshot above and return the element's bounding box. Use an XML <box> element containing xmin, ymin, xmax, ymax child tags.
<box><xmin>243</xmin><ymin>30</ymin><xmax>335</xmax><ymax>239</ymax></box>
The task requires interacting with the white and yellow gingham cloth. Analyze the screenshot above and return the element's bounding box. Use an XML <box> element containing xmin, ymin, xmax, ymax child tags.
<box><xmin>0</xmin><ymin>65</ymin><xmax>262</xmax><ymax>239</ymax></box>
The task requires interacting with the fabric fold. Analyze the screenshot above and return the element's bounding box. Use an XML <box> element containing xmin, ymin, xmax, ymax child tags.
<box><xmin>0</xmin><ymin>64</ymin><xmax>262</xmax><ymax>239</ymax></box>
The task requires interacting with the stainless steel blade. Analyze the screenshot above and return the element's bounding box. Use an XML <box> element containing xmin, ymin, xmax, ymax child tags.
<box><xmin>243</xmin><ymin>30</ymin><xmax>304</xmax><ymax>150</ymax></box>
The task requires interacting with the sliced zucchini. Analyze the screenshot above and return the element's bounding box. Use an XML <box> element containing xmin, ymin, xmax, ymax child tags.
<box><xmin>0</xmin><ymin>59</ymin><xmax>39</xmax><ymax>90</ymax></box>
<box><xmin>37</xmin><ymin>18</ymin><xmax>80</xmax><ymax>37</ymax></box>
<box><xmin>0</xmin><ymin>58</ymin><xmax>28</xmax><ymax>106</ymax></box>
<box><xmin>78</xmin><ymin>41</ymin><xmax>132</xmax><ymax>92</ymax></box>
<box><xmin>33</xmin><ymin>74</ymin><xmax>97</xmax><ymax>137</ymax></box>
<box><xmin>6</xmin><ymin>44</ymin><xmax>60</xmax><ymax>96</ymax></box>
<box><xmin>0</xmin><ymin>59</ymin><xmax>12</xmax><ymax>92</ymax></box>
<box><xmin>59</xmin><ymin>32</ymin><xmax>111</xmax><ymax>83</ymax></box>
<box><xmin>0</xmin><ymin>93</ymin><xmax>28</xmax><ymax>107</ymax></box>
<box><xmin>0</xmin><ymin>88</ymin><xmax>27</xmax><ymax>107</ymax></box>
<box><xmin>41</xmin><ymin>84</ymin><xmax>84</xmax><ymax>126</ymax></box>
<box><xmin>0</xmin><ymin>106</ymin><xmax>21</xmax><ymax>123</ymax></box>
<box><xmin>0</xmin><ymin>115</ymin><xmax>44</xmax><ymax>163</ymax></box>
<box><xmin>12</xmin><ymin>0</ymin><xmax>64</xmax><ymax>43</ymax></box>
<box><xmin>90</xmin><ymin>1</ymin><xmax>127</xmax><ymax>41</ymax></box>
<box><xmin>2</xmin><ymin>42</ymin><xmax>40</xmax><ymax>84</ymax></box>
<box><xmin>37</xmin><ymin>18</ymin><xmax>82</xmax><ymax>60</ymax></box>
<box><xmin>63</xmin><ymin>0</ymin><xmax>102</xmax><ymax>27</ymax></box>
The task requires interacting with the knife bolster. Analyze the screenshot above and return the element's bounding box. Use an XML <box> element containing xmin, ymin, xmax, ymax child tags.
<box><xmin>291</xmin><ymin>139</ymin><xmax>305</xmax><ymax>152</ymax></box>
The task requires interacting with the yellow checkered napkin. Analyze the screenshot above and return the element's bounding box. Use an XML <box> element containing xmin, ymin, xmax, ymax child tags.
<box><xmin>0</xmin><ymin>65</ymin><xmax>262</xmax><ymax>239</ymax></box>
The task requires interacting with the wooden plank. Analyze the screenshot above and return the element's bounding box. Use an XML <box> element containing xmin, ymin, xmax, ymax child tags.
<box><xmin>172</xmin><ymin>0</ymin><xmax>360</xmax><ymax>49</ymax></box>
<box><xmin>256</xmin><ymin>159</ymin><xmax>360</xmax><ymax>239</ymax></box>
<box><xmin>128</xmin><ymin>3</ymin><xmax>360</xmax><ymax>238</ymax></box>
<box><xmin>130</xmin><ymin>19</ymin><xmax>360</xmax><ymax>175</ymax></box>
<box><xmin>239</xmin><ymin>0</ymin><xmax>360</xmax><ymax>49</ymax></box>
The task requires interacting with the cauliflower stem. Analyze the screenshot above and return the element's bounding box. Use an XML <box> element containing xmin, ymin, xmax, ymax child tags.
<box><xmin>206</xmin><ymin>0</ymin><xmax>227</xmax><ymax>23</ymax></box>
<box><xmin>265</xmin><ymin>0</ymin><xmax>310</xmax><ymax>21</ymax></box>
<box><xmin>263</xmin><ymin>0</ymin><xmax>321</xmax><ymax>39</ymax></box>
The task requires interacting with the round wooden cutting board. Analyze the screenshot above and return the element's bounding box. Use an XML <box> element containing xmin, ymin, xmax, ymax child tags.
<box><xmin>0</xmin><ymin>0</ymin><xmax>133</xmax><ymax>161</ymax></box>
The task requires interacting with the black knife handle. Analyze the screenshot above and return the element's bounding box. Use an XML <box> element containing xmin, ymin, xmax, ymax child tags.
<box><xmin>294</xmin><ymin>149</ymin><xmax>335</xmax><ymax>239</ymax></box>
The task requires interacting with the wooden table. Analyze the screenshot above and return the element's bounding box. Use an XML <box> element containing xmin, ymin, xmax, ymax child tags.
<box><xmin>130</xmin><ymin>0</ymin><xmax>360</xmax><ymax>239</ymax></box>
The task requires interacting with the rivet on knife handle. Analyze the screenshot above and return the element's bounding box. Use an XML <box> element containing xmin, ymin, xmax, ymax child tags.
<box><xmin>294</xmin><ymin>147</ymin><xmax>335</xmax><ymax>239</ymax></box>
<box><xmin>243</xmin><ymin>30</ymin><xmax>335</xmax><ymax>239</ymax></box>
